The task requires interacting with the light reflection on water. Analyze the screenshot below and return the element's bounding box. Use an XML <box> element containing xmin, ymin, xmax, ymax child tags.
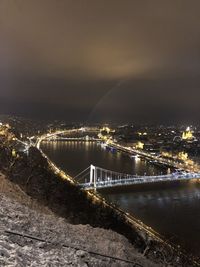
<box><xmin>104</xmin><ymin>184</ymin><xmax>200</xmax><ymax>255</ymax></box>
<box><xmin>41</xmin><ymin>141</ymin><xmax>200</xmax><ymax>256</ymax></box>
<box><xmin>41</xmin><ymin>141</ymin><xmax>166</xmax><ymax>177</ymax></box>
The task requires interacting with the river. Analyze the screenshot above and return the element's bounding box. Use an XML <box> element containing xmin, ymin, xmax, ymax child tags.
<box><xmin>41</xmin><ymin>141</ymin><xmax>200</xmax><ymax>256</ymax></box>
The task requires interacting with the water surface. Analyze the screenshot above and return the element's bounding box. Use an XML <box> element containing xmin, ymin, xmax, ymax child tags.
<box><xmin>41</xmin><ymin>141</ymin><xmax>200</xmax><ymax>256</ymax></box>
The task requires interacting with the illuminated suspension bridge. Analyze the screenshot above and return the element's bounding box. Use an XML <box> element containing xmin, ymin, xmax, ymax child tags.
<box><xmin>75</xmin><ymin>165</ymin><xmax>200</xmax><ymax>190</ymax></box>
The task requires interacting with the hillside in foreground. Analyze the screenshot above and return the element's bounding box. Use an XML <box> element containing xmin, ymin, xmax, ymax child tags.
<box><xmin>0</xmin><ymin>174</ymin><xmax>158</xmax><ymax>267</ymax></box>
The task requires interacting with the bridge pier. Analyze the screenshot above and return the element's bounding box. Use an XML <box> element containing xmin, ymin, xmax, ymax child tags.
<box><xmin>90</xmin><ymin>164</ymin><xmax>97</xmax><ymax>191</ymax></box>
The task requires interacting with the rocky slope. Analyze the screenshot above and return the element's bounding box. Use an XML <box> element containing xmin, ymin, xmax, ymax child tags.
<box><xmin>0</xmin><ymin>174</ymin><xmax>158</xmax><ymax>267</ymax></box>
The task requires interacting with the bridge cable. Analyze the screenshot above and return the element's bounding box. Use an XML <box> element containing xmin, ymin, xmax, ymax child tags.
<box><xmin>76</xmin><ymin>171</ymin><xmax>90</xmax><ymax>182</ymax></box>
<box><xmin>73</xmin><ymin>166</ymin><xmax>91</xmax><ymax>179</ymax></box>
<box><xmin>96</xmin><ymin>165</ymin><xmax>137</xmax><ymax>178</ymax></box>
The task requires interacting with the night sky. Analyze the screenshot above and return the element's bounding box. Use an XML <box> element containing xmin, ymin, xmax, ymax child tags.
<box><xmin>1</xmin><ymin>1</ymin><xmax>200</xmax><ymax>123</ymax></box>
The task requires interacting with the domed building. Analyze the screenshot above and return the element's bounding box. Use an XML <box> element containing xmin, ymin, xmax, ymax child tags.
<box><xmin>182</xmin><ymin>127</ymin><xmax>194</xmax><ymax>141</ymax></box>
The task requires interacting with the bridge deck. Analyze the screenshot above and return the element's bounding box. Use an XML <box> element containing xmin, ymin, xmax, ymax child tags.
<box><xmin>79</xmin><ymin>165</ymin><xmax>200</xmax><ymax>189</ymax></box>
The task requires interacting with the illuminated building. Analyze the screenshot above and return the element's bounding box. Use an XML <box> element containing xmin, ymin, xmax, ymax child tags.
<box><xmin>178</xmin><ymin>152</ymin><xmax>188</xmax><ymax>161</ymax></box>
<box><xmin>138</xmin><ymin>132</ymin><xmax>147</xmax><ymax>136</ymax></box>
<box><xmin>182</xmin><ymin>127</ymin><xmax>194</xmax><ymax>141</ymax></box>
<box><xmin>135</xmin><ymin>141</ymin><xmax>144</xmax><ymax>150</ymax></box>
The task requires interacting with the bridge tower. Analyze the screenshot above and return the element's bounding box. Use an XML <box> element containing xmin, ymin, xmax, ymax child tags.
<box><xmin>90</xmin><ymin>164</ymin><xmax>97</xmax><ymax>190</ymax></box>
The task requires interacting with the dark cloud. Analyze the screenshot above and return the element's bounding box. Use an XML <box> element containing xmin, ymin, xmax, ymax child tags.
<box><xmin>0</xmin><ymin>0</ymin><xmax>200</xmax><ymax>123</ymax></box>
